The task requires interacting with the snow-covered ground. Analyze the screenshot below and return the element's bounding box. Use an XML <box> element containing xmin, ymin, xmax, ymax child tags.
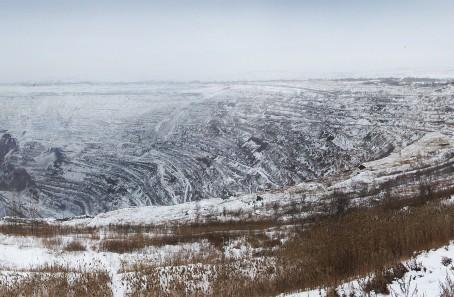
<box><xmin>0</xmin><ymin>231</ymin><xmax>223</xmax><ymax>296</ymax></box>
<box><xmin>0</xmin><ymin>229</ymin><xmax>275</xmax><ymax>296</ymax></box>
<box><xmin>2</xmin><ymin>220</ymin><xmax>454</xmax><ymax>297</ymax></box>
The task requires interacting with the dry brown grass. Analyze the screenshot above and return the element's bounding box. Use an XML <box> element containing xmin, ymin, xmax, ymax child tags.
<box><xmin>41</xmin><ymin>237</ymin><xmax>63</xmax><ymax>250</ymax></box>
<box><xmin>209</xmin><ymin>197</ymin><xmax>454</xmax><ymax>297</ymax></box>
<box><xmin>118</xmin><ymin>192</ymin><xmax>454</xmax><ymax>297</ymax></box>
<box><xmin>3</xmin><ymin>181</ymin><xmax>454</xmax><ymax>296</ymax></box>
<box><xmin>276</xmin><ymin>200</ymin><xmax>454</xmax><ymax>290</ymax></box>
<box><xmin>0</xmin><ymin>221</ymin><xmax>96</xmax><ymax>238</ymax></box>
<box><xmin>99</xmin><ymin>233</ymin><xmax>196</xmax><ymax>253</ymax></box>
<box><xmin>0</xmin><ymin>269</ymin><xmax>112</xmax><ymax>297</ymax></box>
<box><xmin>123</xmin><ymin>257</ymin><xmax>276</xmax><ymax>297</ymax></box>
<box><xmin>99</xmin><ymin>227</ymin><xmax>241</xmax><ymax>253</ymax></box>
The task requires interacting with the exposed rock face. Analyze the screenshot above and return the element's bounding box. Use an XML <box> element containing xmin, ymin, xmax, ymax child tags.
<box><xmin>0</xmin><ymin>78</ymin><xmax>453</xmax><ymax>217</ymax></box>
<box><xmin>0</xmin><ymin>134</ymin><xmax>17</xmax><ymax>162</ymax></box>
<box><xmin>0</xmin><ymin>134</ymin><xmax>33</xmax><ymax>193</ymax></box>
<box><xmin>0</xmin><ymin>165</ymin><xmax>33</xmax><ymax>192</ymax></box>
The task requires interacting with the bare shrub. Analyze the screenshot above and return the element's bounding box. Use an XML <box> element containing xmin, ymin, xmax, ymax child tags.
<box><xmin>442</xmin><ymin>257</ymin><xmax>453</xmax><ymax>267</ymax></box>
<box><xmin>406</xmin><ymin>259</ymin><xmax>423</xmax><ymax>272</ymax></box>
<box><xmin>362</xmin><ymin>264</ymin><xmax>408</xmax><ymax>294</ymax></box>
<box><xmin>329</xmin><ymin>191</ymin><xmax>350</xmax><ymax>216</ymax></box>
<box><xmin>391</xmin><ymin>277</ymin><xmax>418</xmax><ymax>297</ymax></box>
<box><xmin>440</xmin><ymin>273</ymin><xmax>454</xmax><ymax>297</ymax></box>
<box><xmin>63</xmin><ymin>240</ymin><xmax>86</xmax><ymax>252</ymax></box>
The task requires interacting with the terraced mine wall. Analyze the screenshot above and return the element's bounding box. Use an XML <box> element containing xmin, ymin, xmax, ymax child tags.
<box><xmin>0</xmin><ymin>78</ymin><xmax>453</xmax><ymax>217</ymax></box>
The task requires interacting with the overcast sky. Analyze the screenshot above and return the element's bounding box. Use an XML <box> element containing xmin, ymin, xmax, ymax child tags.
<box><xmin>1</xmin><ymin>0</ymin><xmax>453</xmax><ymax>82</ymax></box>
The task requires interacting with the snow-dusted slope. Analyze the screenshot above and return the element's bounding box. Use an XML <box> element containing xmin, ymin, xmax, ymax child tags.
<box><xmin>1</xmin><ymin>78</ymin><xmax>454</xmax><ymax>217</ymax></box>
<box><xmin>63</xmin><ymin>131</ymin><xmax>454</xmax><ymax>227</ymax></box>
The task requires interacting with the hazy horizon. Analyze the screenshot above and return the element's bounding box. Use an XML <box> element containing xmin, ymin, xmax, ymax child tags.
<box><xmin>1</xmin><ymin>0</ymin><xmax>454</xmax><ymax>82</ymax></box>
